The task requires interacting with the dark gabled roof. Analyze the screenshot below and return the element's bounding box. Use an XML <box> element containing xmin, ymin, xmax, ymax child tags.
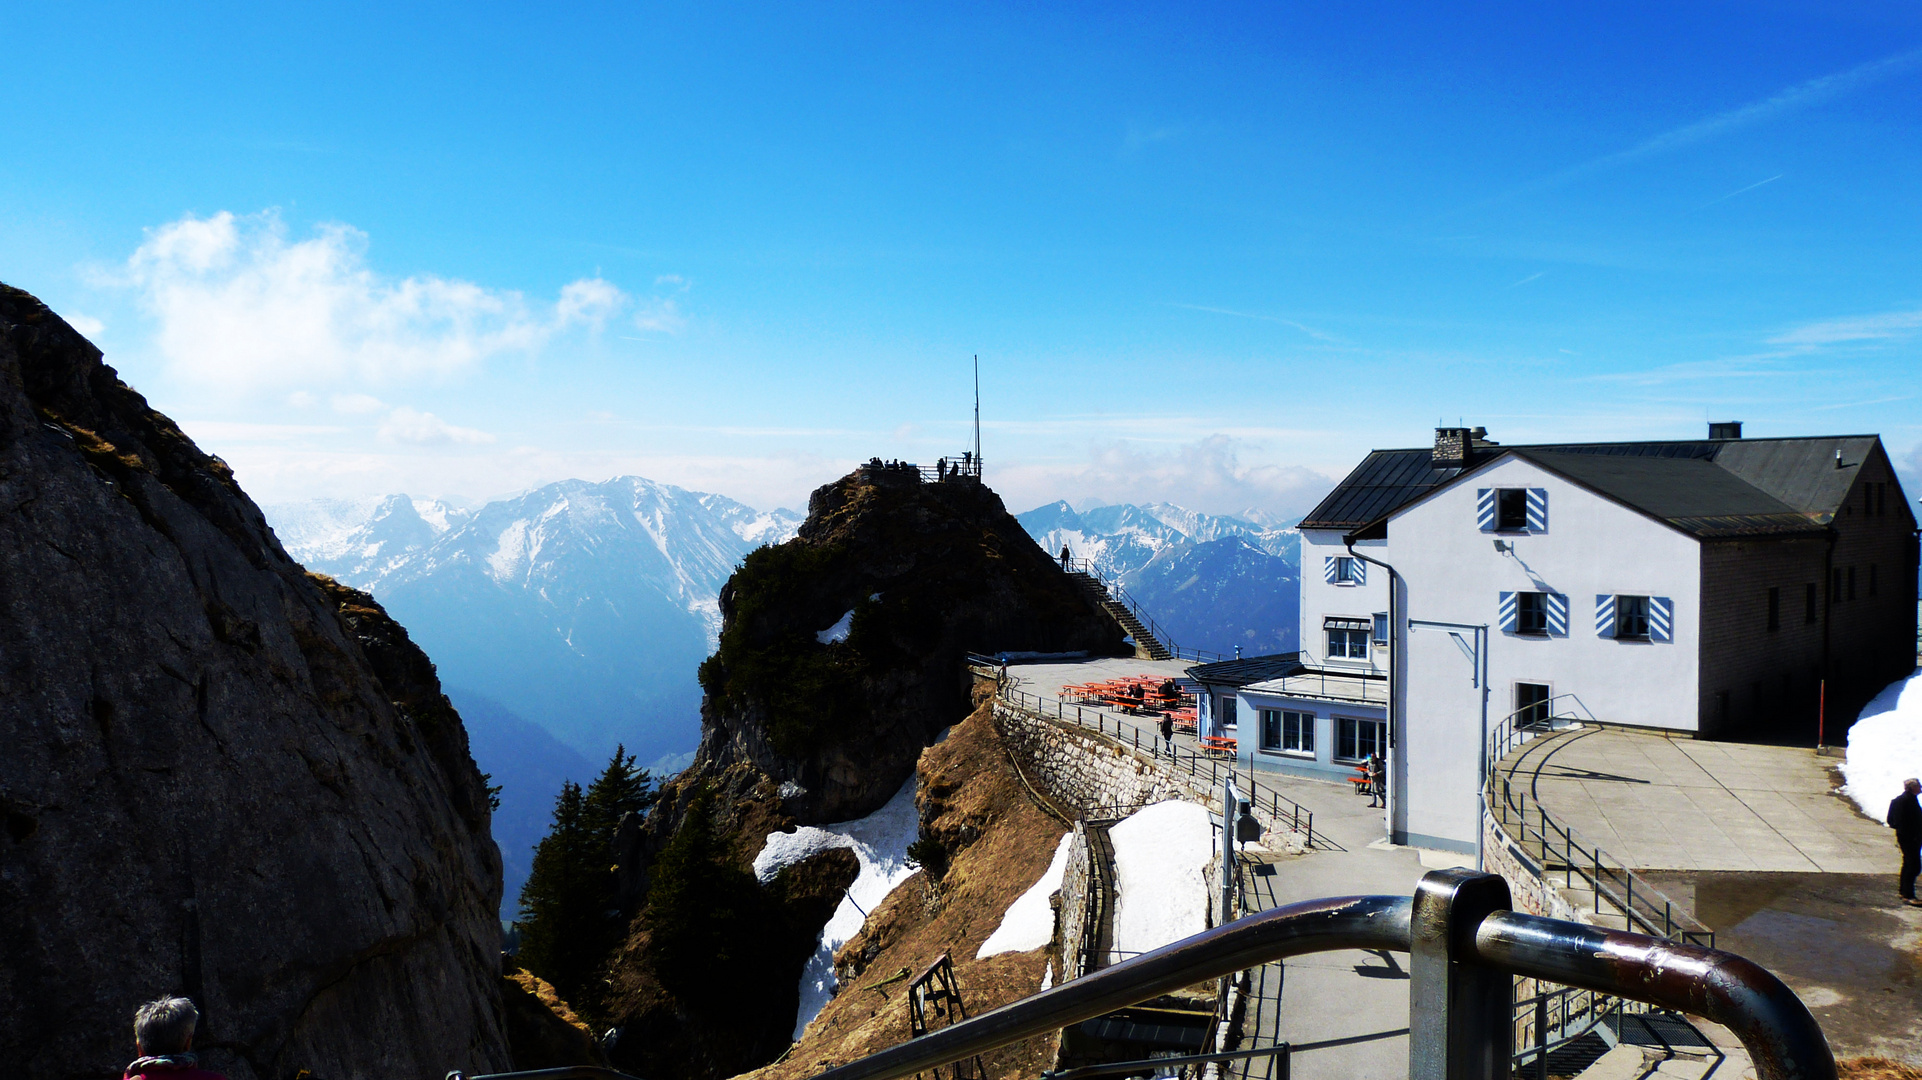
<box><xmin>1298</xmin><ymin>435</ymin><xmax>1887</xmax><ymax>540</ymax></box>
<box><xmin>1185</xmin><ymin>652</ymin><xmax>1303</xmax><ymax>687</ymax></box>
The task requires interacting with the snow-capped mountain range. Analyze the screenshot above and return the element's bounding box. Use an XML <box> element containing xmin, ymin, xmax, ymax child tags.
<box><xmin>1017</xmin><ymin>501</ymin><xmax>1302</xmax><ymax>658</ymax></box>
<box><xmin>269</xmin><ymin>477</ymin><xmax>802</xmax><ymax>766</ymax></box>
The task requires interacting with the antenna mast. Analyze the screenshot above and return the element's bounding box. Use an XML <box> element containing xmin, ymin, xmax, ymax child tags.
<box><xmin>972</xmin><ymin>355</ymin><xmax>982</xmax><ymax>476</ymax></box>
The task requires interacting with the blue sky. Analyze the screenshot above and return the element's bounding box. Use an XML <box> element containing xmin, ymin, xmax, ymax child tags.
<box><xmin>5</xmin><ymin>3</ymin><xmax>1921</xmax><ymax>516</ymax></box>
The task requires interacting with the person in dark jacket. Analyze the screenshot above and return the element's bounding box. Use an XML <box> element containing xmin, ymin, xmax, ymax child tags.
<box><xmin>125</xmin><ymin>997</ymin><xmax>224</xmax><ymax>1080</ymax></box>
<box><xmin>1890</xmin><ymin>778</ymin><xmax>1922</xmax><ymax>906</ymax></box>
<box><xmin>1159</xmin><ymin>714</ymin><xmax>1175</xmax><ymax>751</ymax></box>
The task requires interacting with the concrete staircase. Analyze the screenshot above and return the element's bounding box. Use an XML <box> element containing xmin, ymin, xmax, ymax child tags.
<box><xmin>1067</xmin><ymin>570</ymin><xmax>1174</xmax><ymax>661</ymax></box>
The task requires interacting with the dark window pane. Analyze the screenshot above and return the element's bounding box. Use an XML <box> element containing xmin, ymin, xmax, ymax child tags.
<box><xmin>1518</xmin><ymin>591</ymin><xmax>1548</xmax><ymax>634</ymax></box>
<box><xmin>1497</xmin><ymin>488</ymin><xmax>1528</xmax><ymax>530</ymax></box>
<box><xmin>1767</xmin><ymin>587</ymin><xmax>1780</xmax><ymax>632</ymax></box>
<box><xmin>1805</xmin><ymin>582</ymin><xmax>1817</xmax><ymax>624</ymax></box>
<box><xmin>1617</xmin><ymin>595</ymin><xmax>1650</xmax><ymax>638</ymax></box>
<box><xmin>1516</xmin><ymin>683</ymin><xmax>1551</xmax><ymax>726</ymax></box>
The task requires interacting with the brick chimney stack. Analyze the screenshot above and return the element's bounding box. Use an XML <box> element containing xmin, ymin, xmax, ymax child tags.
<box><xmin>1433</xmin><ymin>427</ymin><xmax>1471</xmax><ymax>466</ymax></box>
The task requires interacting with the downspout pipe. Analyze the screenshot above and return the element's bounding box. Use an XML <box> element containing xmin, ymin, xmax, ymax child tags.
<box><xmin>1345</xmin><ymin>536</ymin><xmax>1400</xmax><ymax>844</ymax></box>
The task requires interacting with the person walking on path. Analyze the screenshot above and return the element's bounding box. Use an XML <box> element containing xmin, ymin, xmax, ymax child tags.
<box><xmin>1366</xmin><ymin>753</ymin><xmax>1387</xmax><ymax>809</ymax></box>
<box><xmin>124</xmin><ymin>997</ymin><xmax>224</xmax><ymax>1080</ymax></box>
<box><xmin>1159</xmin><ymin>714</ymin><xmax>1174</xmax><ymax>752</ymax></box>
<box><xmin>1889</xmin><ymin>777</ymin><xmax>1922</xmax><ymax>906</ymax></box>
<box><xmin>1059</xmin><ymin>544</ymin><xmax>1072</xmax><ymax>571</ymax></box>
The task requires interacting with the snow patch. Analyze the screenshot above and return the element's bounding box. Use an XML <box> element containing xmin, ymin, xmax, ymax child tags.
<box><xmin>1108</xmin><ymin>800</ymin><xmax>1213</xmax><ymax>958</ymax></box>
<box><xmin>977</xmin><ymin>831</ymin><xmax>1074</xmax><ymax>959</ymax></box>
<box><xmin>1841</xmin><ymin>669</ymin><xmax>1922</xmax><ymax>815</ymax></box>
<box><xmin>753</xmin><ymin>778</ymin><xmax>921</xmax><ymax>1040</ymax></box>
<box><xmin>487</xmin><ymin>519</ymin><xmax>528</xmax><ymax>582</ymax></box>
<box><xmin>817</xmin><ymin>609</ymin><xmax>855</xmax><ymax>644</ymax></box>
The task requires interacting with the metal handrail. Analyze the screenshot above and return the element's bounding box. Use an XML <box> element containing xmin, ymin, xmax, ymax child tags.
<box><xmin>1483</xmin><ymin>703</ymin><xmax>1712</xmax><ymax>948</ymax></box>
<box><xmin>1059</xmin><ymin>556</ymin><xmax>1226</xmax><ymax>663</ymax></box>
<box><xmin>994</xmin><ymin>684</ymin><xmax>1315</xmax><ymax>848</ymax></box>
<box><xmin>447</xmin><ymin>1069</ymin><xmax>643</xmax><ymax>1080</ymax></box>
<box><xmin>803</xmin><ymin>872</ymin><xmax>1832</xmax><ymax>1080</ymax></box>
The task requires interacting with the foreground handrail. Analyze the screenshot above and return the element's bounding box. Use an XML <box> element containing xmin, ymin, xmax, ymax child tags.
<box><xmin>447</xmin><ymin>1069</ymin><xmax>643</xmax><ymax>1080</ymax></box>
<box><xmin>443</xmin><ymin>1060</ymin><xmax>645</xmax><ymax>1068</ymax></box>
<box><xmin>1477</xmin><ymin>912</ymin><xmax>1827</xmax><ymax>1080</ymax></box>
<box><xmin>806</xmin><ymin>871</ymin><xmax>1832</xmax><ymax>1080</ymax></box>
<box><xmin>812</xmin><ymin>894</ymin><xmax>1412</xmax><ymax>1080</ymax></box>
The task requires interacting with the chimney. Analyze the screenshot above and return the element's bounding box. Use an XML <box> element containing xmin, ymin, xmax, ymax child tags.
<box><xmin>1434</xmin><ymin>426</ymin><xmax>1486</xmax><ymax>466</ymax></box>
<box><xmin>1708</xmin><ymin>421</ymin><xmax>1743</xmax><ymax>440</ymax></box>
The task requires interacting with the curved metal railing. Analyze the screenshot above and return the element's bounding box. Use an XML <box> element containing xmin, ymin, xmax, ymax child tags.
<box><xmin>800</xmin><ymin>870</ymin><xmax>1831</xmax><ymax>1080</ymax></box>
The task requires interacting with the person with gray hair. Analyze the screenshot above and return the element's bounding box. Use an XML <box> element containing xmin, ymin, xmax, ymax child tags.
<box><xmin>1889</xmin><ymin>778</ymin><xmax>1922</xmax><ymax>908</ymax></box>
<box><xmin>124</xmin><ymin>997</ymin><xmax>224</xmax><ymax>1080</ymax></box>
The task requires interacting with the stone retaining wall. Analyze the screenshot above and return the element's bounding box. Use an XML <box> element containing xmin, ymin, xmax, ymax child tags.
<box><xmin>995</xmin><ymin>703</ymin><xmax>1193</xmax><ymax>818</ymax></box>
<box><xmin>1481</xmin><ymin>811</ymin><xmax>1583</xmax><ymax>924</ymax></box>
<box><xmin>1055</xmin><ymin>822</ymin><xmax>1095</xmax><ymax>981</ymax></box>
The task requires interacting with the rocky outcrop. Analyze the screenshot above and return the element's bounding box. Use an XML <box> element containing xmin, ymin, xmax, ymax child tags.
<box><xmin>0</xmin><ymin>284</ymin><xmax>507</xmax><ymax>1080</ymax></box>
<box><xmin>599</xmin><ymin>465</ymin><xmax>1118</xmax><ymax>1080</ymax></box>
<box><xmin>685</xmin><ymin>464</ymin><xmax>1121</xmax><ymax>828</ymax></box>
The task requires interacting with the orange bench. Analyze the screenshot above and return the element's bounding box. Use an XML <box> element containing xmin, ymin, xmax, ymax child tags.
<box><xmin>1200</xmin><ymin>735</ymin><xmax>1236</xmax><ymax>756</ymax></box>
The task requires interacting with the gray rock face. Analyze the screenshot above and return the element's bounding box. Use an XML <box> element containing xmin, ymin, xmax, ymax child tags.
<box><xmin>0</xmin><ymin>285</ymin><xmax>508</xmax><ymax>1080</ymax></box>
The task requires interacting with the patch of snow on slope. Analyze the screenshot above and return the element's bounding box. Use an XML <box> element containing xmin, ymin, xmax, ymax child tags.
<box><xmin>1841</xmin><ymin>669</ymin><xmax>1922</xmax><ymax>815</ymax></box>
<box><xmin>487</xmin><ymin>519</ymin><xmax>528</xmax><ymax>582</ymax></box>
<box><xmin>753</xmin><ymin>778</ymin><xmax>921</xmax><ymax>1041</ymax></box>
<box><xmin>1109</xmin><ymin>800</ymin><xmax>1213</xmax><ymax>957</ymax></box>
<box><xmin>817</xmin><ymin>609</ymin><xmax>855</xmax><ymax>644</ymax></box>
<box><xmin>978</xmin><ymin>831</ymin><xmax>1074</xmax><ymax>958</ymax></box>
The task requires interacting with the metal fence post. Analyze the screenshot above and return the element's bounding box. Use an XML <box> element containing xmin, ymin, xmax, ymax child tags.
<box><xmin>1409</xmin><ymin>869</ymin><xmax>1513</xmax><ymax>1080</ymax></box>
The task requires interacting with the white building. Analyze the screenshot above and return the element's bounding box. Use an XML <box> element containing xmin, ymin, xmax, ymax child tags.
<box><xmin>1281</xmin><ymin>424</ymin><xmax>1917</xmax><ymax>853</ymax></box>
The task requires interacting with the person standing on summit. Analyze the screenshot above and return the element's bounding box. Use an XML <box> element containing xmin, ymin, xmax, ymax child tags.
<box><xmin>1889</xmin><ymin>778</ymin><xmax>1922</xmax><ymax>906</ymax></box>
<box><xmin>124</xmin><ymin>997</ymin><xmax>224</xmax><ymax>1080</ymax></box>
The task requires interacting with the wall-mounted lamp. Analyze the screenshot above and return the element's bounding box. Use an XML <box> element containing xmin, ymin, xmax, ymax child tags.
<box><xmin>1493</xmin><ymin>539</ymin><xmax>1512</xmax><ymax>554</ymax></box>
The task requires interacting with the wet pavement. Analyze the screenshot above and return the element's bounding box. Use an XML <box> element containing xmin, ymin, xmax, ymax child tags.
<box><xmin>1637</xmin><ymin>870</ymin><xmax>1922</xmax><ymax>1065</ymax></box>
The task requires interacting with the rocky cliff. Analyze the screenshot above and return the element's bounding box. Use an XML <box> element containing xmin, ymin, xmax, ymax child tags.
<box><xmin>684</xmin><ymin>463</ymin><xmax>1122</xmax><ymax>826</ymax></box>
<box><xmin>0</xmin><ymin>284</ymin><xmax>508</xmax><ymax>1080</ymax></box>
<box><xmin>600</xmin><ymin>463</ymin><xmax>1121</xmax><ymax>1080</ymax></box>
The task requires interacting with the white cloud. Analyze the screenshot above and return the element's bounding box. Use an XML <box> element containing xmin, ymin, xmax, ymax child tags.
<box><xmin>377</xmin><ymin>406</ymin><xmax>496</xmax><ymax>446</ymax></box>
<box><xmin>633</xmin><ymin>297</ymin><xmax>686</xmax><ymax>334</ymax></box>
<box><xmin>995</xmin><ymin>435</ymin><xmax>1337</xmax><ymax>519</ymax></box>
<box><xmin>65</xmin><ymin>312</ymin><xmax>106</xmax><ymax>338</ymax></box>
<box><xmin>1769</xmin><ymin>308</ymin><xmax>1922</xmax><ymax>348</ymax></box>
<box><xmin>112</xmin><ymin>209</ymin><xmax>628</xmax><ymax>392</ymax></box>
<box><xmin>330</xmin><ymin>392</ymin><xmax>387</xmax><ymax>415</ymax></box>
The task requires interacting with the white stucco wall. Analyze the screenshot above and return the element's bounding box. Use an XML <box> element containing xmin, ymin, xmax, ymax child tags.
<box><xmin>1305</xmin><ymin>455</ymin><xmax>1704</xmax><ymax>852</ymax></box>
<box><xmin>1300</xmin><ymin>529</ymin><xmax>1391</xmax><ymax>672</ymax></box>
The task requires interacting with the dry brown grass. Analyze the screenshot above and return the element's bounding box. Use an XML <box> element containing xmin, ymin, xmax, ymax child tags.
<box><xmin>506</xmin><ymin>967</ymin><xmax>596</xmax><ymax>1036</ymax></box>
<box><xmin>1838</xmin><ymin>1058</ymin><xmax>1922</xmax><ymax>1080</ymax></box>
<box><xmin>736</xmin><ymin>700</ymin><xmax>1068</xmax><ymax>1080</ymax></box>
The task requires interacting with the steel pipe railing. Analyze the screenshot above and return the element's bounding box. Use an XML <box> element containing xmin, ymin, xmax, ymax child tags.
<box><xmin>798</xmin><ymin>870</ymin><xmax>1831</xmax><ymax>1080</ymax></box>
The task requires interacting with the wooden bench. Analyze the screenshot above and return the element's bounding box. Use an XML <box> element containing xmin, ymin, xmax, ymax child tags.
<box><xmin>1200</xmin><ymin>735</ymin><xmax>1237</xmax><ymax>757</ymax></box>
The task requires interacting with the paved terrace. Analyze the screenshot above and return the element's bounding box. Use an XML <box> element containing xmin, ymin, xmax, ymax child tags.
<box><xmin>1501</xmin><ymin>727</ymin><xmax>1891</xmax><ymax>873</ymax></box>
<box><xmin>1004</xmin><ymin>657</ymin><xmax>1464</xmax><ymax>1080</ymax></box>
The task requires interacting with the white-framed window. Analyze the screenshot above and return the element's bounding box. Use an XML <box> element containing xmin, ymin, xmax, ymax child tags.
<box><xmin>1595</xmin><ymin>594</ymin><xmax>1672</xmax><ymax>642</ymax></box>
<box><xmin>1325</xmin><ymin>617</ymin><xmax>1371</xmax><ymax>659</ymax></box>
<box><xmin>1516</xmin><ymin>592</ymin><xmax>1548</xmax><ymax>634</ymax></box>
<box><xmin>1334</xmin><ymin>556</ymin><xmax>1360</xmax><ymax>584</ymax></box>
<box><xmin>1335</xmin><ymin>716</ymin><xmax>1387</xmax><ymax>762</ymax></box>
<box><xmin>1260</xmin><ymin>709</ymin><xmax>1315</xmax><ymax>755</ymax></box>
<box><xmin>1218</xmin><ymin>695</ymin><xmax>1238</xmax><ymax>731</ymax></box>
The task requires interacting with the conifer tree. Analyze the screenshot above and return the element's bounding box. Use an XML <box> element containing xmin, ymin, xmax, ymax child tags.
<box><xmin>513</xmin><ymin>745</ymin><xmax>655</xmax><ymax>1017</ymax></box>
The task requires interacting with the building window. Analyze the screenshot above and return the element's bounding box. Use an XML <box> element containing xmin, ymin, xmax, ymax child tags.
<box><xmin>1878</xmin><ymin>483</ymin><xmax>1887</xmax><ymax>516</ymax></box>
<box><xmin>1805</xmin><ymin>582</ymin><xmax>1817</xmax><ymax>624</ymax></box>
<box><xmin>1325</xmin><ymin>618</ymin><xmax>1371</xmax><ymax>659</ymax></box>
<box><xmin>1870</xmin><ymin>564</ymin><xmax>1878</xmax><ymax>597</ymax></box>
<box><xmin>1516</xmin><ymin>591</ymin><xmax>1548</xmax><ymax>635</ymax></box>
<box><xmin>1218</xmin><ymin>696</ymin><xmax>1238</xmax><ymax>731</ymax></box>
<box><xmin>1515</xmin><ymin>682</ymin><xmax>1551</xmax><ymax>727</ymax></box>
<box><xmin>1336</xmin><ymin>716</ymin><xmax>1386</xmax><ymax>762</ymax></box>
<box><xmin>1616</xmin><ymin>595</ymin><xmax>1650</xmax><ymax>639</ymax></box>
<box><xmin>1832</xmin><ymin>567</ymin><xmax>1844</xmax><ymax>602</ymax></box>
<box><xmin>1261</xmin><ymin>709</ymin><xmax>1314</xmax><ymax>755</ymax></box>
<box><xmin>1372</xmin><ymin>612</ymin><xmax>1389</xmax><ymax>644</ymax></box>
<box><xmin>1497</xmin><ymin>488</ymin><xmax>1528</xmax><ymax>530</ymax></box>
<box><xmin>1847</xmin><ymin>566</ymin><xmax>1856</xmax><ymax>601</ymax></box>
<box><xmin>1333</xmin><ymin>556</ymin><xmax>1360</xmax><ymax>584</ymax></box>
<box><xmin>1767</xmin><ymin>587</ymin><xmax>1780</xmax><ymax>632</ymax></box>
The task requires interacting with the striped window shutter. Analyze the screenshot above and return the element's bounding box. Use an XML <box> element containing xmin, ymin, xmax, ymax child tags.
<box><xmin>1498</xmin><ymin>591</ymin><xmax>1518</xmax><ymax>633</ymax></box>
<box><xmin>1477</xmin><ymin>488</ymin><xmax>1496</xmax><ymax>531</ymax></box>
<box><xmin>1526</xmin><ymin>488</ymin><xmax>1549</xmax><ymax>531</ymax></box>
<box><xmin>1351</xmin><ymin>559</ymin><xmax>1366</xmax><ymax>586</ymax></box>
<box><xmin>1649</xmin><ymin>596</ymin><xmax>1674</xmax><ymax>642</ymax></box>
<box><xmin>1595</xmin><ymin>594</ymin><xmax>1616</xmax><ymax>637</ymax></box>
<box><xmin>1323</xmin><ymin>556</ymin><xmax>1338</xmax><ymax>583</ymax></box>
<box><xmin>1547</xmin><ymin>592</ymin><xmax>1568</xmax><ymax>635</ymax></box>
